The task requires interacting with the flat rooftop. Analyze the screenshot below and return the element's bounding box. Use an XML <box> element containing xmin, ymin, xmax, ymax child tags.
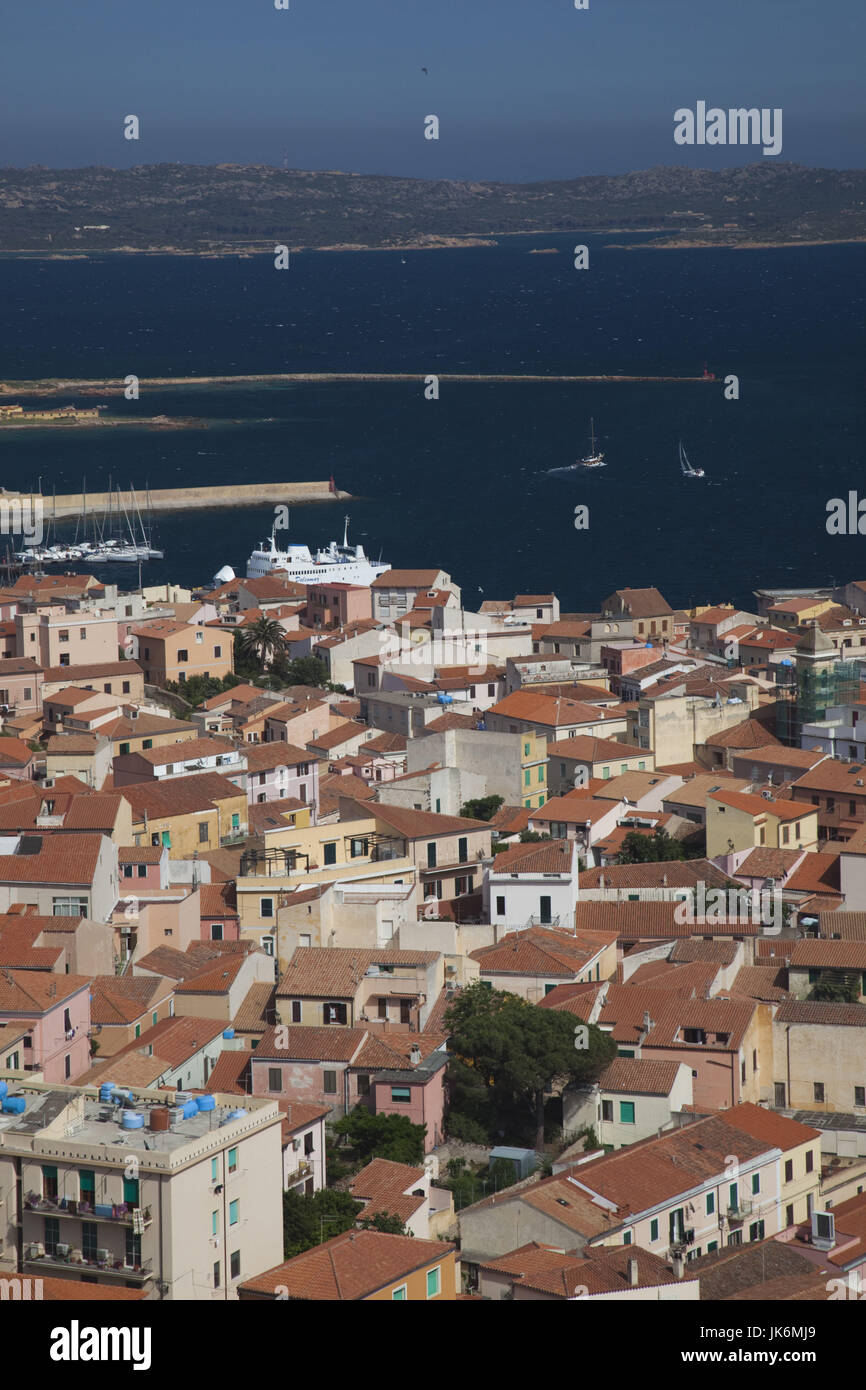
<box><xmin>0</xmin><ymin>1084</ymin><xmax>277</xmax><ymax>1161</ymax></box>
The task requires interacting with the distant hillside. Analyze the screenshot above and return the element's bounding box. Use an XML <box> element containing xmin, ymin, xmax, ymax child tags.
<box><xmin>0</xmin><ymin>162</ymin><xmax>864</xmax><ymax>253</ymax></box>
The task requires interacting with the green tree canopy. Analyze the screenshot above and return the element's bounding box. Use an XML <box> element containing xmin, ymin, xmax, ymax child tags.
<box><xmin>618</xmin><ymin>830</ymin><xmax>685</xmax><ymax>864</ymax></box>
<box><xmin>444</xmin><ymin>982</ymin><xmax>617</xmax><ymax>1150</ymax></box>
<box><xmin>332</xmin><ymin>1106</ymin><xmax>427</xmax><ymax>1166</ymax></box>
<box><xmin>282</xmin><ymin>1188</ymin><xmax>362</xmax><ymax>1258</ymax></box>
<box><xmin>358</xmin><ymin>1211</ymin><xmax>411</xmax><ymax>1236</ymax></box>
<box><xmin>459</xmin><ymin>795</ymin><xmax>505</xmax><ymax>822</ymax></box>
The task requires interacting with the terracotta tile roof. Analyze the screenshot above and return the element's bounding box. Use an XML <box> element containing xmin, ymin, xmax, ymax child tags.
<box><xmin>709</xmin><ymin>788</ymin><xmax>810</xmax><ymax>822</ymax></box>
<box><xmin>734</xmin><ymin>847</ymin><xmax>804</xmax><ymax>879</ymax></box>
<box><xmin>490</xmin><ymin>839</ymin><xmax>574</xmax><ymax>874</ymax></box>
<box><xmin>817</xmin><ymin>911</ymin><xmax>866</xmax><ymax>940</ymax></box>
<box><xmin>574</xmin><ymin>900</ymin><xmax>761</xmax><ymax>939</ymax></box>
<box><xmin>37</xmin><ymin>1277</ymin><xmax>148</xmax><ymax>1302</ymax></box>
<box><xmin>420</xmin><ymin>713</ymin><xmax>478</xmax><ymax>733</ymax></box>
<box><xmin>118</xmin><ymin>736</ymin><xmax>239</xmax><ymax>766</ymax></box>
<box><xmin>348</xmin><ymin>1157</ymin><xmax>428</xmax><ymax>1223</ymax></box>
<box><xmin>199</xmin><ymin>881</ymin><xmax>238</xmax><ymax>918</ymax></box>
<box><xmin>173</xmin><ymin>954</ymin><xmax>249</xmax><ymax>996</ymax></box>
<box><xmin>205</xmin><ymin>1049</ymin><xmax>252</xmax><ymax>1095</ymax></box>
<box><xmin>603</xmin><ymin>587</ymin><xmax>673</xmax><ymax>618</ymax></box>
<box><xmin>0</xmin><ymin>832</ymin><xmax>103</xmax><ymax>885</ymax></box>
<box><xmin>371</xmin><ymin>569</ymin><xmax>444</xmax><ymax>589</ymax></box>
<box><xmin>596</xmin><ymin>1057</ymin><xmax>683</xmax><ymax>1095</ymax></box>
<box><xmin>278</xmin><ymin>1099</ymin><xmax>330</xmax><ymax>1134</ymax></box>
<box><xmin>100</xmin><ymin>712</ymin><xmax>198</xmax><ymax>740</ymax></box>
<box><xmin>89</xmin><ymin>974</ymin><xmax>173</xmax><ymax>1025</ymax></box>
<box><xmin>784</xmin><ymin>853</ymin><xmax>842</xmax><ymax>898</ymax></box>
<box><xmin>546</xmin><ymin>735</ymin><xmax>644</xmax><ymax>762</ymax></box>
<box><xmin>232</xmin><ymin>981</ymin><xmax>276</xmax><ymax>1033</ymax></box>
<box><xmin>776</xmin><ymin>999</ymin><xmax>866</xmax><ymax>1027</ymax></box>
<box><xmin>276</xmin><ymin>946</ymin><xmax>438</xmax><ymax>1000</ymax></box>
<box><xmin>254</xmin><ymin>1024</ymin><xmax>368</xmax><ymax>1062</ymax></box>
<box><xmin>669</xmin><ymin>939</ymin><xmax>740</xmax><ymax>966</ymax></box>
<box><xmin>701</xmin><ymin>719</ymin><xmax>782</xmax><ymax>750</ymax></box>
<box><xmin>690</xmin><ymin>1239</ymin><xmax>832</xmax><ymax>1300</ymax></box>
<box><xmin>238</xmin><ymin>1229</ymin><xmax>455</xmax><ymax>1299</ymax></box>
<box><xmin>487</xmin><ymin>804</ymin><xmax>531</xmax><ymax>835</ymax></box>
<box><xmin>662</xmin><ymin>776</ymin><xmax>751</xmax><ymax>810</ymax></box>
<box><xmin>530</xmin><ymin>795</ymin><xmax>616</xmax><ymax>826</ymax></box>
<box><xmin>578</xmin><ymin>859</ymin><xmax>734</xmax><ymax>891</ymax></box>
<box><xmin>243</xmin><ymin>741</ymin><xmax>312</xmax><ymax>770</ymax></box>
<box><xmin>62</xmin><ymin>793</ymin><xmax>126</xmax><ymax>831</ymax></box>
<box><xmin>134</xmin><ymin>940</ymin><xmax>248</xmax><ymax>981</ymax></box>
<box><xmin>789</xmin><ymin>938</ymin><xmax>866</xmax><ymax>970</ymax></box>
<box><xmin>471</xmin><ymin>928</ymin><xmax>612</xmax><ymax>978</ymax></box>
<box><xmin>121</xmin><ymin>771</ymin><xmax>243</xmax><ymax>820</ymax></box>
<box><xmin>626</xmin><ymin>960</ymin><xmax>720</xmax><ymax>995</ymax></box>
<box><xmin>731</xmin><ymin>966</ymin><xmax>791</xmax><ymax>1003</ymax></box>
<box><xmin>359</xmin><ymin>801</ymin><xmax>488</xmax><ymax>838</ymax></box>
<box><xmin>721</xmin><ymin>1102</ymin><xmax>821</xmax><ymax>1148</ymax></box>
<box><xmin>536</xmin><ymin>982</ymin><xmax>602</xmax><ymax>1019</ymax></box>
<box><xmin>118</xmin><ymin>845</ymin><xmax>163</xmax><ymax>864</ymax></box>
<box><xmin>490</xmin><ymin>691</ymin><xmax>621</xmax><ymax>728</ymax></box>
<box><xmin>77</xmin><ymin>1053</ymin><xmax>166</xmax><ymax>1088</ymax></box>
<box><xmin>0</xmin><ymin>739</ymin><xmax>36</xmax><ymax>767</ymax></box>
<box><xmin>93</xmin><ymin>1014</ymin><xmax>227</xmax><ymax>1073</ymax></box>
<box><xmin>792</xmin><ymin>759</ymin><xmax>866</xmax><ymax>793</ymax></box>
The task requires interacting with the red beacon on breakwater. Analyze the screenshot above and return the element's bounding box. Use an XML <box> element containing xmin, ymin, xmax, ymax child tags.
<box><xmin>702</xmin><ymin>362</ymin><xmax>715</xmax><ymax>381</ymax></box>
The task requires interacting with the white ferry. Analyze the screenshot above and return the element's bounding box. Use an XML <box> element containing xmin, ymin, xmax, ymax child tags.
<box><xmin>237</xmin><ymin>516</ymin><xmax>390</xmax><ymax>585</ymax></box>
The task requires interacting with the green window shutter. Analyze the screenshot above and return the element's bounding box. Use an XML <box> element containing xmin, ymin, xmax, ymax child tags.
<box><xmin>650</xmin><ymin>1218</ymin><xmax>659</xmax><ymax>1242</ymax></box>
<box><xmin>706</xmin><ymin>1191</ymin><xmax>715</xmax><ymax>1215</ymax></box>
<box><xmin>619</xmin><ymin>1101</ymin><xmax>635</xmax><ymax>1124</ymax></box>
<box><xmin>123</xmin><ymin>1177</ymin><xmax>139</xmax><ymax>1205</ymax></box>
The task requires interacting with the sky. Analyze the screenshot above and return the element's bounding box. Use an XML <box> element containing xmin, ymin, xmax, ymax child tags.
<box><xmin>0</xmin><ymin>0</ymin><xmax>863</xmax><ymax>180</ymax></box>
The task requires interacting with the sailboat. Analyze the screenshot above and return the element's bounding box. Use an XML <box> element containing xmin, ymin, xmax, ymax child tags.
<box><xmin>547</xmin><ymin>418</ymin><xmax>606</xmax><ymax>476</ymax></box>
<box><xmin>679</xmin><ymin>440</ymin><xmax>705</xmax><ymax>479</ymax></box>
<box><xmin>578</xmin><ymin>418</ymin><xmax>605</xmax><ymax>468</ymax></box>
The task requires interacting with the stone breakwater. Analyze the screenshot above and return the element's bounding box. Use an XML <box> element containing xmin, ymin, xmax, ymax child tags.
<box><xmin>10</xmin><ymin>481</ymin><xmax>348</xmax><ymax>519</ymax></box>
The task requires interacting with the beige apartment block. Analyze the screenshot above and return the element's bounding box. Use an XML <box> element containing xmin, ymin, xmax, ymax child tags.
<box><xmin>15</xmin><ymin>609</ymin><xmax>119</xmax><ymax>670</ymax></box>
<box><xmin>0</xmin><ymin>1080</ymin><xmax>284</xmax><ymax>1300</ymax></box>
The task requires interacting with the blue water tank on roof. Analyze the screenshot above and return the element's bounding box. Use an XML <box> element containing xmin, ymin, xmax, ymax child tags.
<box><xmin>121</xmin><ymin>1111</ymin><xmax>144</xmax><ymax>1130</ymax></box>
<box><xmin>196</xmin><ymin>1095</ymin><xmax>216</xmax><ymax>1113</ymax></box>
<box><xmin>222</xmin><ymin>1028</ymin><xmax>235</xmax><ymax>1040</ymax></box>
<box><xmin>2</xmin><ymin>1096</ymin><xmax>25</xmax><ymax>1115</ymax></box>
<box><xmin>182</xmin><ymin>1101</ymin><xmax>199</xmax><ymax>1120</ymax></box>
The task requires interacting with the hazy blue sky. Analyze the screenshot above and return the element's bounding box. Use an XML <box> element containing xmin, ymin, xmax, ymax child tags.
<box><xmin>1</xmin><ymin>0</ymin><xmax>863</xmax><ymax>179</ymax></box>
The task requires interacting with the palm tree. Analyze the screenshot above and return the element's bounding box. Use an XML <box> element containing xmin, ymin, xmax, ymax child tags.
<box><xmin>238</xmin><ymin>616</ymin><xmax>287</xmax><ymax>670</ymax></box>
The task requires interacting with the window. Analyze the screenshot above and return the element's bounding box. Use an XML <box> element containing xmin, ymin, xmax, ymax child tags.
<box><xmin>52</xmin><ymin>896</ymin><xmax>88</xmax><ymax>916</ymax></box>
<box><xmin>426</xmin><ymin>842</ymin><xmax>437</xmax><ymax>868</ymax></box>
<box><xmin>391</xmin><ymin>1087</ymin><xmax>411</xmax><ymax>1103</ymax></box>
<box><xmin>496</xmin><ymin>895</ymin><xmax>505</xmax><ymax>916</ymax></box>
<box><xmin>64</xmin><ymin>1054</ymin><xmax>71</xmax><ymax>1079</ymax></box>
<box><xmin>268</xmin><ymin>1068</ymin><xmax>281</xmax><ymax>1092</ymax></box>
<box><xmin>214</xmin><ymin>645</ymin><xmax>222</xmax><ymax>658</ymax></box>
<box><xmin>229</xmin><ymin>1200</ymin><xmax>239</xmax><ymax>1226</ymax></box>
<box><xmin>785</xmin><ymin>1159</ymin><xmax>793</xmax><ymax>1183</ymax></box>
<box><xmin>323</xmin><ymin>842</ymin><xmax>337</xmax><ymax>865</ymax></box>
<box><xmin>619</xmin><ymin>1101</ymin><xmax>635</xmax><ymax>1125</ymax></box>
<box><xmin>324</xmin><ymin>1002</ymin><xmax>347</xmax><ymax>1025</ymax></box>
<box><xmin>323</xmin><ymin>1070</ymin><xmax>337</xmax><ymax>1094</ymax></box>
<box><xmin>161</xmin><ymin>831</ymin><xmax>170</xmax><ymax>847</ymax></box>
<box><xmin>749</xmin><ymin>1220</ymin><xmax>766</xmax><ymax>1242</ymax></box>
<box><xmin>211</xmin><ymin>1210</ymin><xmax>219</xmax><ymax>1236</ymax></box>
<box><xmin>601</xmin><ymin>1099</ymin><xmax>613</xmax><ymax>1122</ymax></box>
<box><xmin>805</xmin><ymin>1150</ymin><xmax>814</xmax><ymax>1174</ymax></box>
<box><xmin>82</xmin><ymin>1221</ymin><xmax>98</xmax><ymax>1262</ymax></box>
<box><xmin>199</xmin><ymin>821</ymin><xmax>209</xmax><ymax>843</ymax></box>
<box><xmin>134</xmin><ymin>1024</ymin><xmax>141</xmax><ymax>1039</ymax></box>
<box><xmin>855</xmin><ymin>1086</ymin><xmax>866</xmax><ymax>1107</ymax></box>
<box><xmin>706</xmin><ymin>1191</ymin><xmax>715</xmax><ymax>1215</ymax></box>
<box><xmin>813</xmin><ymin>1082</ymin><xmax>825</xmax><ymax>1104</ymax></box>
<box><xmin>260</xmin><ymin>898</ymin><xmax>274</xmax><ymax>918</ymax></box>
<box><xmin>228</xmin><ymin>1147</ymin><xmax>238</xmax><ymax>1174</ymax></box>
<box><xmin>42</xmin><ymin>1165</ymin><xmax>58</xmax><ymax>1200</ymax></box>
<box><xmin>751</xmin><ymin>1173</ymin><xmax>760</xmax><ymax>1195</ymax></box>
<box><xmin>539</xmin><ymin>895</ymin><xmax>552</xmax><ymax>924</ymax></box>
<box><xmin>786</xmin><ymin>1204</ymin><xmax>795</xmax><ymax>1227</ymax></box>
<box><xmin>458</xmin><ymin>836</ymin><xmax>468</xmax><ymax>863</ymax></box>
<box><xmin>211</xmin><ymin>1158</ymin><xmax>218</xmax><ymax>1182</ymax></box>
<box><xmin>213</xmin><ymin>1262</ymin><xmax>220</xmax><ymax>1288</ymax></box>
<box><xmin>291</xmin><ymin>1001</ymin><xmax>302</xmax><ymax>1023</ymax></box>
<box><xmin>177</xmin><ymin>649</ymin><xmax>189</xmax><ymax>663</ymax></box>
<box><xmin>426</xmin><ymin>1266</ymin><xmax>441</xmax><ymax>1298</ymax></box>
<box><xmin>44</xmin><ymin>1216</ymin><xmax>60</xmax><ymax>1256</ymax></box>
<box><xmin>210</xmin><ymin>922</ymin><xmax>223</xmax><ymax>941</ymax></box>
<box><xmin>392</xmin><ymin>1285</ymin><xmax>407</xmax><ymax>1300</ymax></box>
<box><xmin>59</xmin><ymin>630</ymin><xmax>69</xmax><ymax>643</ymax></box>
<box><xmin>123</xmin><ymin>864</ymin><xmax>133</xmax><ymax>879</ymax></box>
<box><xmin>230</xmin><ymin>1250</ymin><xmax>240</xmax><ymax>1280</ymax></box>
<box><xmin>650</xmin><ymin>1218</ymin><xmax>659</xmax><ymax>1242</ymax></box>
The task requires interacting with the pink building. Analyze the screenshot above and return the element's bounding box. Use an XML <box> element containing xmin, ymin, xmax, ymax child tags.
<box><xmin>305</xmin><ymin>583</ymin><xmax>372</xmax><ymax>632</ymax></box>
<box><xmin>119</xmin><ymin>844</ymin><xmax>166</xmax><ymax>892</ymax></box>
<box><xmin>0</xmin><ymin>971</ymin><xmax>91</xmax><ymax>1082</ymax></box>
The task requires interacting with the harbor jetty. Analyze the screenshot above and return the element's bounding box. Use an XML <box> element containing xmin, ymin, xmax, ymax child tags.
<box><xmin>0</xmin><ymin>370</ymin><xmax>715</xmax><ymax>396</ymax></box>
<box><xmin>9</xmin><ymin>480</ymin><xmax>348</xmax><ymax>520</ymax></box>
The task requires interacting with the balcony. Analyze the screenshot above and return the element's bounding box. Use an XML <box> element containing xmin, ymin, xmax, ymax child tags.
<box><xmin>23</xmin><ymin>1193</ymin><xmax>152</xmax><ymax>1227</ymax></box>
<box><xmin>24</xmin><ymin>1249</ymin><xmax>153</xmax><ymax>1282</ymax></box>
<box><xmin>726</xmin><ymin>1200</ymin><xmax>753</xmax><ymax>1225</ymax></box>
<box><xmin>668</xmin><ymin>1228</ymin><xmax>696</xmax><ymax>1256</ymax></box>
<box><xmin>525</xmin><ymin>915</ymin><xmax>561</xmax><ymax>929</ymax></box>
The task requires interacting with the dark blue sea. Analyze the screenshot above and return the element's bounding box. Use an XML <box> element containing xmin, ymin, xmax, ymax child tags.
<box><xmin>1</xmin><ymin>234</ymin><xmax>863</xmax><ymax>611</ymax></box>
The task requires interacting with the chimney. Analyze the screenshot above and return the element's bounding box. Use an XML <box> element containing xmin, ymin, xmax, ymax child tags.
<box><xmin>672</xmin><ymin>1253</ymin><xmax>685</xmax><ymax>1280</ymax></box>
<box><xmin>410</xmin><ymin>1044</ymin><xmax>421</xmax><ymax>1066</ymax></box>
<box><xmin>628</xmin><ymin>1257</ymin><xmax>639</xmax><ymax>1287</ymax></box>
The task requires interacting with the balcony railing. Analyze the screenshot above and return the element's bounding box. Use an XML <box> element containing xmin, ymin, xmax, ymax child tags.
<box><xmin>23</xmin><ymin>1193</ymin><xmax>152</xmax><ymax>1227</ymax></box>
<box><xmin>525</xmin><ymin>915</ymin><xmax>561</xmax><ymax>929</ymax></box>
<box><xmin>24</xmin><ymin>1250</ymin><xmax>153</xmax><ymax>1281</ymax></box>
<box><xmin>726</xmin><ymin>1200</ymin><xmax>753</xmax><ymax>1224</ymax></box>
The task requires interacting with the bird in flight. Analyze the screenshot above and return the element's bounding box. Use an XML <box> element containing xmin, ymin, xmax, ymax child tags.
<box><xmin>421</xmin><ymin>66</ymin><xmax>428</xmax><ymax>74</ymax></box>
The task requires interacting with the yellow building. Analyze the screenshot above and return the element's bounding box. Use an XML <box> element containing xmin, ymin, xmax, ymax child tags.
<box><xmin>123</xmin><ymin>771</ymin><xmax>248</xmax><ymax>858</ymax></box>
<box><xmin>237</xmin><ymin>1230</ymin><xmax>457</xmax><ymax>1301</ymax></box>
<box><xmin>706</xmin><ymin>788</ymin><xmax>819</xmax><ymax>858</ymax></box>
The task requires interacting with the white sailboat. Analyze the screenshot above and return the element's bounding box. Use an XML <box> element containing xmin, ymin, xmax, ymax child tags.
<box><xmin>547</xmin><ymin>418</ymin><xmax>607</xmax><ymax>475</ymax></box>
<box><xmin>679</xmin><ymin>440</ymin><xmax>705</xmax><ymax>479</ymax></box>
